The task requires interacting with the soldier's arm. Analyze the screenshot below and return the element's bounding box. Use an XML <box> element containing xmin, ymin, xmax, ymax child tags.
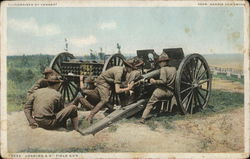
<box><xmin>152</xmin><ymin>68</ymin><xmax>167</xmax><ymax>85</ymax></box>
<box><xmin>114</xmin><ymin>70</ymin><xmax>134</xmax><ymax>93</ymax></box>
<box><xmin>115</xmin><ymin>82</ymin><xmax>134</xmax><ymax>94</ymax></box>
<box><xmin>24</xmin><ymin>94</ymin><xmax>37</xmax><ymax>126</ymax></box>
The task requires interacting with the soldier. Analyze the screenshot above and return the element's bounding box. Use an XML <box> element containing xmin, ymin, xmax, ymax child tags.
<box><xmin>139</xmin><ymin>53</ymin><xmax>176</xmax><ymax>124</ymax></box>
<box><xmin>73</xmin><ymin>59</ymin><xmax>143</xmax><ymax>111</ymax></box>
<box><xmin>27</xmin><ymin>67</ymin><xmax>57</xmax><ymax>97</ymax></box>
<box><xmin>24</xmin><ymin>76</ymin><xmax>79</xmax><ymax>131</ymax></box>
<box><xmin>80</xmin><ymin>60</ymin><xmax>137</xmax><ymax>124</ymax></box>
<box><xmin>119</xmin><ymin>58</ymin><xmax>144</xmax><ymax>106</ymax></box>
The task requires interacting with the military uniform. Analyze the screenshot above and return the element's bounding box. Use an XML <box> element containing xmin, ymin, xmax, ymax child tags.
<box><xmin>89</xmin><ymin>66</ymin><xmax>127</xmax><ymax>114</ymax></box>
<box><xmin>27</xmin><ymin>78</ymin><xmax>48</xmax><ymax>97</ymax></box>
<box><xmin>24</xmin><ymin>87</ymin><xmax>77</xmax><ymax>129</ymax></box>
<box><xmin>141</xmin><ymin>66</ymin><xmax>176</xmax><ymax>119</ymax></box>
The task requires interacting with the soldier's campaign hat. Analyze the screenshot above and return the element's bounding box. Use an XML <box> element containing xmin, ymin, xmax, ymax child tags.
<box><xmin>157</xmin><ymin>53</ymin><xmax>170</xmax><ymax>62</ymax></box>
<box><xmin>45</xmin><ymin>75</ymin><xmax>63</xmax><ymax>83</ymax></box>
<box><xmin>43</xmin><ymin>67</ymin><xmax>54</xmax><ymax>74</ymax></box>
<box><xmin>123</xmin><ymin>59</ymin><xmax>137</xmax><ymax>70</ymax></box>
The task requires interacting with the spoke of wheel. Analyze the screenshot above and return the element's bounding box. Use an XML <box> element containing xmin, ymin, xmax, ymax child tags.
<box><xmin>186</xmin><ymin>92</ymin><xmax>193</xmax><ymax>111</ymax></box>
<box><xmin>56</xmin><ymin>62</ymin><xmax>62</xmax><ymax>72</ymax></box>
<box><xmin>62</xmin><ymin>86</ymin><xmax>66</xmax><ymax>103</ymax></box>
<box><xmin>111</xmin><ymin>58</ymin><xmax>114</xmax><ymax>67</ymax></box>
<box><xmin>193</xmin><ymin>58</ymin><xmax>198</xmax><ymax>79</ymax></box>
<box><xmin>114</xmin><ymin>58</ymin><xmax>117</xmax><ymax>66</ymax></box>
<box><xmin>189</xmin><ymin>60</ymin><xmax>195</xmax><ymax>79</ymax></box>
<box><xmin>194</xmin><ymin>90</ymin><xmax>202</xmax><ymax>107</ymax></box>
<box><xmin>198</xmin><ymin>70</ymin><xmax>207</xmax><ymax>81</ymax></box>
<box><xmin>181</xmin><ymin>87</ymin><xmax>193</xmax><ymax>94</ymax></box>
<box><xmin>185</xmin><ymin>64</ymin><xmax>193</xmax><ymax>81</ymax></box>
<box><xmin>195</xmin><ymin>61</ymin><xmax>203</xmax><ymax>79</ymax></box>
<box><xmin>117</xmin><ymin>58</ymin><xmax>121</xmax><ymax>65</ymax></box>
<box><xmin>197</xmin><ymin>89</ymin><xmax>206</xmax><ymax>101</ymax></box>
<box><xmin>59</xmin><ymin>84</ymin><xmax>64</xmax><ymax>95</ymax></box>
<box><xmin>69</xmin><ymin>82</ymin><xmax>77</xmax><ymax>90</ymax></box>
<box><xmin>68</xmin><ymin>84</ymin><xmax>75</xmax><ymax>98</ymax></box>
<box><xmin>199</xmin><ymin>79</ymin><xmax>210</xmax><ymax>85</ymax></box>
<box><xmin>181</xmin><ymin>81</ymin><xmax>192</xmax><ymax>86</ymax></box>
<box><xmin>182</xmin><ymin>71</ymin><xmax>192</xmax><ymax>83</ymax></box>
<box><xmin>53</xmin><ymin>64</ymin><xmax>61</xmax><ymax>75</ymax></box>
<box><xmin>66</xmin><ymin>86</ymin><xmax>70</xmax><ymax>102</ymax></box>
<box><xmin>58</xmin><ymin>83</ymin><xmax>63</xmax><ymax>91</ymax></box>
<box><xmin>181</xmin><ymin>90</ymin><xmax>192</xmax><ymax>104</ymax></box>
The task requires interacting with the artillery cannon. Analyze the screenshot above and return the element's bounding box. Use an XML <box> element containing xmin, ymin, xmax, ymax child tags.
<box><xmin>49</xmin><ymin>48</ymin><xmax>212</xmax><ymax>135</ymax></box>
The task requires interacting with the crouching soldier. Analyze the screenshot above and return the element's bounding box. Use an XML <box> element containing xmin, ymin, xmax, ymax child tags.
<box><xmin>27</xmin><ymin>67</ymin><xmax>57</xmax><ymax>98</ymax></box>
<box><xmin>24</xmin><ymin>76</ymin><xmax>79</xmax><ymax>131</ymax></box>
<box><xmin>139</xmin><ymin>53</ymin><xmax>176</xmax><ymax>123</ymax></box>
<box><xmin>82</xmin><ymin>60</ymin><xmax>137</xmax><ymax>124</ymax></box>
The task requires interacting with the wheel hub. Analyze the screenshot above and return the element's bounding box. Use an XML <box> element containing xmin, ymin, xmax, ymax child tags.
<box><xmin>192</xmin><ymin>80</ymin><xmax>199</xmax><ymax>88</ymax></box>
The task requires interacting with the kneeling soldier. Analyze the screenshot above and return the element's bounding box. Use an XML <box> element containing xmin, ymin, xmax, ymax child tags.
<box><xmin>24</xmin><ymin>76</ymin><xmax>79</xmax><ymax>131</ymax></box>
<box><xmin>140</xmin><ymin>53</ymin><xmax>176</xmax><ymax>123</ymax></box>
<box><xmin>84</xmin><ymin>60</ymin><xmax>137</xmax><ymax>124</ymax></box>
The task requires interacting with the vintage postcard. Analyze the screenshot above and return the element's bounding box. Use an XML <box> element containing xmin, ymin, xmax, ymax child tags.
<box><xmin>1</xmin><ymin>0</ymin><xmax>249</xmax><ymax>158</ymax></box>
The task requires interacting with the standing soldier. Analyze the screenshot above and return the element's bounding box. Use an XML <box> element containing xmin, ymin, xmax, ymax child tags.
<box><xmin>24</xmin><ymin>76</ymin><xmax>80</xmax><ymax>131</ymax></box>
<box><xmin>139</xmin><ymin>53</ymin><xmax>176</xmax><ymax>123</ymax></box>
<box><xmin>27</xmin><ymin>67</ymin><xmax>57</xmax><ymax>97</ymax></box>
<box><xmin>79</xmin><ymin>60</ymin><xmax>137</xmax><ymax>124</ymax></box>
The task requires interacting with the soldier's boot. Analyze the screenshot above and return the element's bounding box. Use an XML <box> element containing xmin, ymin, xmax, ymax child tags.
<box><xmin>79</xmin><ymin>98</ymin><xmax>94</xmax><ymax>110</ymax></box>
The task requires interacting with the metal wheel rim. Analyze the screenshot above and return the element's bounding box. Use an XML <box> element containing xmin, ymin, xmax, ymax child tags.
<box><xmin>49</xmin><ymin>52</ymin><xmax>78</xmax><ymax>104</ymax></box>
<box><xmin>175</xmin><ymin>53</ymin><xmax>212</xmax><ymax>114</ymax></box>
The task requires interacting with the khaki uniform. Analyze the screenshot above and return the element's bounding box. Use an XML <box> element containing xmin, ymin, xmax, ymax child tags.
<box><xmin>24</xmin><ymin>87</ymin><xmax>77</xmax><ymax>129</ymax></box>
<box><xmin>88</xmin><ymin>66</ymin><xmax>126</xmax><ymax>115</ymax></box>
<box><xmin>27</xmin><ymin>78</ymin><xmax>48</xmax><ymax>97</ymax></box>
<box><xmin>142</xmin><ymin>66</ymin><xmax>176</xmax><ymax>119</ymax></box>
<box><xmin>125</xmin><ymin>70</ymin><xmax>141</xmax><ymax>85</ymax></box>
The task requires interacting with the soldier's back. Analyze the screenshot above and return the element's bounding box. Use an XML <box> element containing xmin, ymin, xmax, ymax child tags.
<box><xmin>32</xmin><ymin>87</ymin><xmax>62</xmax><ymax>118</ymax></box>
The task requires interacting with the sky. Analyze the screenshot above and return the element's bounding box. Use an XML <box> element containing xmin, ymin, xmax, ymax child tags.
<box><xmin>7</xmin><ymin>7</ymin><xmax>244</xmax><ymax>56</ymax></box>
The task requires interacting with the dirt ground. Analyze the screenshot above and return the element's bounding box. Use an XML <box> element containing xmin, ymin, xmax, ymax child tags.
<box><xmin>7</xmin><ymin>108</ymin><xmax>244</xmax><ymax>153</ymax></box>
<box><xmin>7</xmin><ymin>79</ymin><xmax>245</xmax><ymax>153</ymax></box>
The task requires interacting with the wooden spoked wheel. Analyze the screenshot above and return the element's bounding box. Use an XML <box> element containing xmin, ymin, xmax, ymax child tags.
<box><xmin>102</xmin><ymin>53</ymin><xmax>125</xmax><ymax>72</ymax></box>
<box><xmin>49</xmin><ymin>52</ymin><xmax>79</xmax><ymax>104</ymax></box>
<box><xmin>175</xmin><ymin>53</ymin><xmax>212</xmax><ymax>114</ymax></box>
<box><xmin>102</xmin><ymin>53</ymin><xmax>126</xmax><ymax>106</ymax></box>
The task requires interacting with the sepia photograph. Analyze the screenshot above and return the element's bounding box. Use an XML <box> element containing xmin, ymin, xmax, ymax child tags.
<box><xmin>1</xmin><ymin>0</ymin><xmax>249</xmax><ymax>158</ymax></box>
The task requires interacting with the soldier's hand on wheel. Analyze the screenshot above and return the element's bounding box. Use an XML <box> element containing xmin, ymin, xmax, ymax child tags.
<box><xmin>128</xmin><ymin>81</ymin><xmax>135</xmax><ymax>90</ymax></box>
<box><xmin>150</xmin><ymin>78</ymin><xmax>156</xmax><ymax>84</ymax></box>
<box><xmin>30</xmin><ymin>122</ymin><xmax>39</xmax><ymax>129</ymax></box>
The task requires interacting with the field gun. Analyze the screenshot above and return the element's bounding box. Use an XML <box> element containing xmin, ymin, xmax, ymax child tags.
<box><xmin>49</xmin><ymin>48</ymin><xmax>212</xmax><ymax>135</ymax></box>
